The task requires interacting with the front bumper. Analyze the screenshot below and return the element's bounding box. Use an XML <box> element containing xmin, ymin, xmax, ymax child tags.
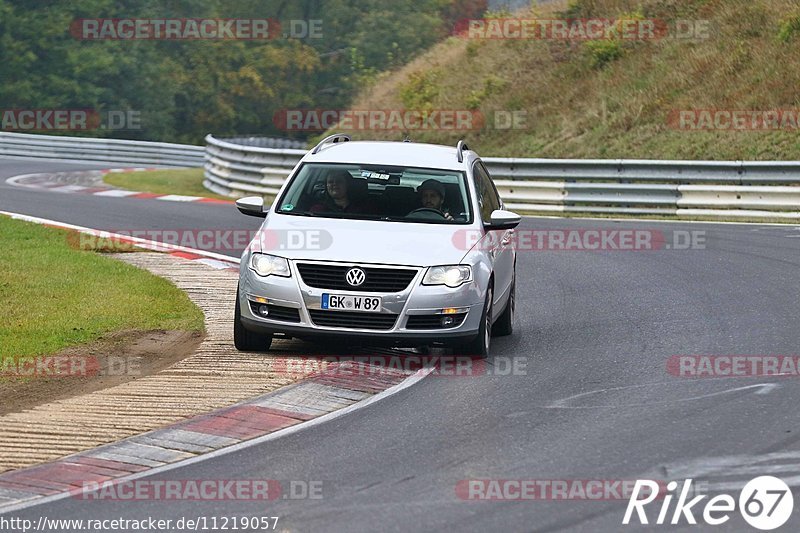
<box><xmin>239</xmin><ymin>259</ymin><xmax>483</xmax><ymax>346</ymax></box>
<box><xmin>240</xmin><ymin>316</ymin><xmax>479</xmax><ymax>346</ymax></box>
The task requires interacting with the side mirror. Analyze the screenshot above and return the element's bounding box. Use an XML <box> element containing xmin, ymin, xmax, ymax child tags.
<box><xmin>235</xmin><ymin>196</ymin><xmax>267</xmax><ymax>218</ymax></box>
<box><xmin>485</xmin><ymin>209</ymin><xmax>521</xmax><ymax>231</ymax></box>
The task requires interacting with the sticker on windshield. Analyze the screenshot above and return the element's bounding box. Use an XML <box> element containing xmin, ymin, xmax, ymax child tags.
<box><xmin>282</xmin><ymin>203</ymin><xmax>294</xmax><ymax>211</ymax></box>
<box><xmin>361</xmin><ymin>170</ymin><xmax>390</xmax><ymax>180</ymax></box>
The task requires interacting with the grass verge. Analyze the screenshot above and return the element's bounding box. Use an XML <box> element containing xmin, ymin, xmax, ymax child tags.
<box><xmin>102</xmin><ymin>168</ymin><xmax>232</xmax><ymax>200</ymax></box>
<box><xmin>0</xmin><ymin>216</ymin><xmax>205</xmax><ymax>360</ymax></box>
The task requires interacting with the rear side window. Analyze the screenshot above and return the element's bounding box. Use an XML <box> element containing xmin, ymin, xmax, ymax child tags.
<box><xmin>473</xmin><ymin>161</ymin><xmax>501</xmax><ymax>221</ymax></box>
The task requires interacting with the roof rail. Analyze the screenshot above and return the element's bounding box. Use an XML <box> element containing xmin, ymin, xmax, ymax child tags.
<box><xmin>456</xmin><ymin>140</ymin><xmax>470</xmax><ymax>163</ymax></box>
<box><xmin>311</xmin><ymin>133</ymin><xmax>351</xmax><ymax>154</ymax></box>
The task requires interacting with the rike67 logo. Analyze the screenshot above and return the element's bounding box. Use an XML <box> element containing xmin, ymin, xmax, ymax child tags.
<box><xmin>623</xmin><ymin>476</ymin><xmax>794</xmax><ymax>530</ymax></box>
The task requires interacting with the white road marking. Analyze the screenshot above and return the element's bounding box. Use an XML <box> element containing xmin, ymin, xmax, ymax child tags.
<box><xmin>546</xmin><ymin>382</ymin><xmax>780</xmax><ymax>408</ymax></box>
<box><xmin>156</xmin><ymin>195</ymin><xmax>203</xmax><ymax>202</ymax></box>
<box><xmin>93</xmin><ymin>189</ymin><xmax>139</xmax><ymax>197</ymax></box>
<box><xmin>195</xmin><ymin>258</ymin><xmax>239</xmax><ymax>270</ymax></box>
<box><xmin>48</xmin><ymin>185</ymin><xmax>87</xmax><ymax>193</ymax></box>
<box><xmin>5</xmin><ymin>172</ymin><xmax>55</xmax><ymax>188</ymax></box>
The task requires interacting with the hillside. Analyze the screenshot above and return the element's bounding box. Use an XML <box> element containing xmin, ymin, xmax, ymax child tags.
<box><xmin>331</xmin><ymin>0</ymin><xmax>800</xmax><ymax>160</ymax></box>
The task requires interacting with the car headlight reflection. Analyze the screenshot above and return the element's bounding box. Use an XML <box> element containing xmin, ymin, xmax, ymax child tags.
<box><xmin>249</xmin><ymin>253</ymin><xmax>291</xmax><ymax>278</ymax></box>
<box><xmin>422</xmin><ymin>265</ymin><xmax>472</xmax><ymax>288</ymax></box>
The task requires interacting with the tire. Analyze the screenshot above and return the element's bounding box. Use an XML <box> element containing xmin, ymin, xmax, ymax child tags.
<box><xmin>461</xmin><ymin>285</ymin><xmax>492</xmax><ymax>358</ymax></box>
<box><xmin>492</xmin><ymin>275</ymin><xmax>515</xmax><ymax>337</ymax></box>
<box><xmin>234</xmin><ymin>288</ymin><xmax>273</xmax><ymax>352</ymax></box>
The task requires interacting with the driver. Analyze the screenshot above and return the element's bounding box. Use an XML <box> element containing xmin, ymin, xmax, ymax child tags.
<box><xmin>415</xmin><ymin>179</ymin><xmax>453</xmax><ymax>220</ymax></box>
<box><xmin>309</xmin><ymin>170</ymin><xmax>378</xmax><ymax>214</ymax></box>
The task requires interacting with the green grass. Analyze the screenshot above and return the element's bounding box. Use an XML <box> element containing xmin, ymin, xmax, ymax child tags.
<box><xmin>0</xmin><ymin>217</ymin><xmax>205</xmax><ymax>360</ymax></box>
<box><xmin>103</xmin><ymin>168</ymin><xmax>232</xmax><ymax>200</ymax></box>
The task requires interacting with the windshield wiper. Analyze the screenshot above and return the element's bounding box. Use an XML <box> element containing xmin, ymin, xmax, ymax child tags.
<box><xmin>284</xmin><ymin>210</ymin><xmax>382</xmax><ymax>221</ymax></box>
<box><xmin>285</xmin><ymin>210</ymin><xmax>322</xmax><ymax>217</ymax></box>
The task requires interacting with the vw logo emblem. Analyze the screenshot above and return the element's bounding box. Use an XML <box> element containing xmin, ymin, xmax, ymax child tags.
<box><xmin>345</xmin><ymin>267</ymin><xmax>366</xmax><ymax>287</ymax></box>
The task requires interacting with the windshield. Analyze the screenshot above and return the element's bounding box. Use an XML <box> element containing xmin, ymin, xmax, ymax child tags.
<box><xmin>275</xmin><ymin>163</ymin><xmax>473</xmax><ymax>224</ymax></box>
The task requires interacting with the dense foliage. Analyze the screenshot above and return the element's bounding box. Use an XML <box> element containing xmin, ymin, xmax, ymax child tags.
<box><xmin>0</xmin><ymin>0</ymin><xmax>486</xmax><ymax>143</ymax></box>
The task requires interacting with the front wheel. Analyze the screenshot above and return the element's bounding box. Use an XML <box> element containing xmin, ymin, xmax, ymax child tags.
<box><xmin>492</xmin><ymin>276</ymin><xmax>514</xmax><ymax>337</ymax></box>
<box><xmin>460</xmin><ymin>286</ymin><xmax>492</xmax><ymax>358</ymax></box>
<box><xmin>234</xmin><ymin>289</ymin><xmax>273</xmax><ymax>352</ymax></box>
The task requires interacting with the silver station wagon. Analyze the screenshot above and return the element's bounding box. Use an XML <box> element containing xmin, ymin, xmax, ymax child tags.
<box><xmin>234</xmin><ymin>135</ymin><xmax>520</xmax><ymax>356</ymax></box>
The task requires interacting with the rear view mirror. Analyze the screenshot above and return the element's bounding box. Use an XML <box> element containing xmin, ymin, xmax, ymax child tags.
<box><xmin>235</xmin><ymin>196</ymin><xmax>267</xmax><ymax>218</ymax></box>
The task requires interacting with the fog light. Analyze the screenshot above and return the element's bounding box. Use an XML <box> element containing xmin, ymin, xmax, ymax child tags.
<box><xmin>258</xmin><ymin>305</ymin><xmax>270</xmax><ymax>317</ymax></box>
<box><xmin>441</xmin><ymin>316</ymin><xmax>455</xmax><ymax>327</ymax></box>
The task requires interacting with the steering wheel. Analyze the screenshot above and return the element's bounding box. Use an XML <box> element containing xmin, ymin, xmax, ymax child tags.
<box><xmin>407</xmin><ymin>207</ymin><xmax>447</xmax><ymax>219</ymax></box>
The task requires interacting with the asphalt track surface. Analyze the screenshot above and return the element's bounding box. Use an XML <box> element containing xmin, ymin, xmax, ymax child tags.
<box><xmin>3</xmin><ymin>158</ymin><xmax>800</xmax><ymax>532</ymax></box>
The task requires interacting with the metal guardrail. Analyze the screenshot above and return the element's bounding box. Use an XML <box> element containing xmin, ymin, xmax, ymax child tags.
<box><xmin>204</xmin><ymin>135</ymin><xmax>800</xmax><ymax>219</ymax></box>
<box><xmin>489</xmin><ymin>160</ymin><xmax>800</xmax><ymax>217</ymax></box>
<box><xmin>3</xmin><ymin>132</ymin><xmax>797</xmax><ymax>219</ymax></box>
<box><xmin>0</xmin><ymin>132</ymin><xmax>204</xmax><ymax>168</ymax></box>
<box><xmin>203</xmin><ymin>135</ymin><xmax>306</xmax><ymax>197</ymax></box>
<box><xmin>221</xmin><ymin>136</ymin><xmax>306</xmax><ymax>150</ymax></box>
<box><xmin>484</xmin><ymin>158</ymin><xmax>800</xmax><ymax>184</ymax></box>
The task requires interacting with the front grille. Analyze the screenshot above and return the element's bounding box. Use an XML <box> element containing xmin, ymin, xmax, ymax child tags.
<box><xmin>297</xmin><ymin>263</ymin><xmax>417</xmax><ymax>293</ymax></box>
<box><xmin>309</xmin><ymin>310</ymin><xmax>398</xmax><ymax>330</ymax></box>
<box><xmin>249</xmin><ymin>302</ymin><xmax>301</xmax><ymax>323</ymax></box>
<box><xmin>406</xmin><ymin>313</ymin><xmax>468</xmax><ymax>330</ymax></box>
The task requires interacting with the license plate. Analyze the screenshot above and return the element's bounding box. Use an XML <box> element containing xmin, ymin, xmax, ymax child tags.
<box><xmin>321</xmin><ymin>293</ymin><xmax>382</xmax><ymax>313</ymax></box>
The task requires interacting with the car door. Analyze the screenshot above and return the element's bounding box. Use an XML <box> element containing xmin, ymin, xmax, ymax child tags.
<box><xmin>473</xmin><ymin>161</ymin><xmax>514</xmax><ymax>313</ymax></box>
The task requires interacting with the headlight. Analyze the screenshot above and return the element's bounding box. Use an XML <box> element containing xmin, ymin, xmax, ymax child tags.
<box><xmin>249</xmin><ymin>253</ymin><xmax>291</xmax><ymax>278</ymax></box>
<box><xmin>422</xmin><ymin>265</ymin><xmax>472</xmax><ymax>288</ymax></box>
